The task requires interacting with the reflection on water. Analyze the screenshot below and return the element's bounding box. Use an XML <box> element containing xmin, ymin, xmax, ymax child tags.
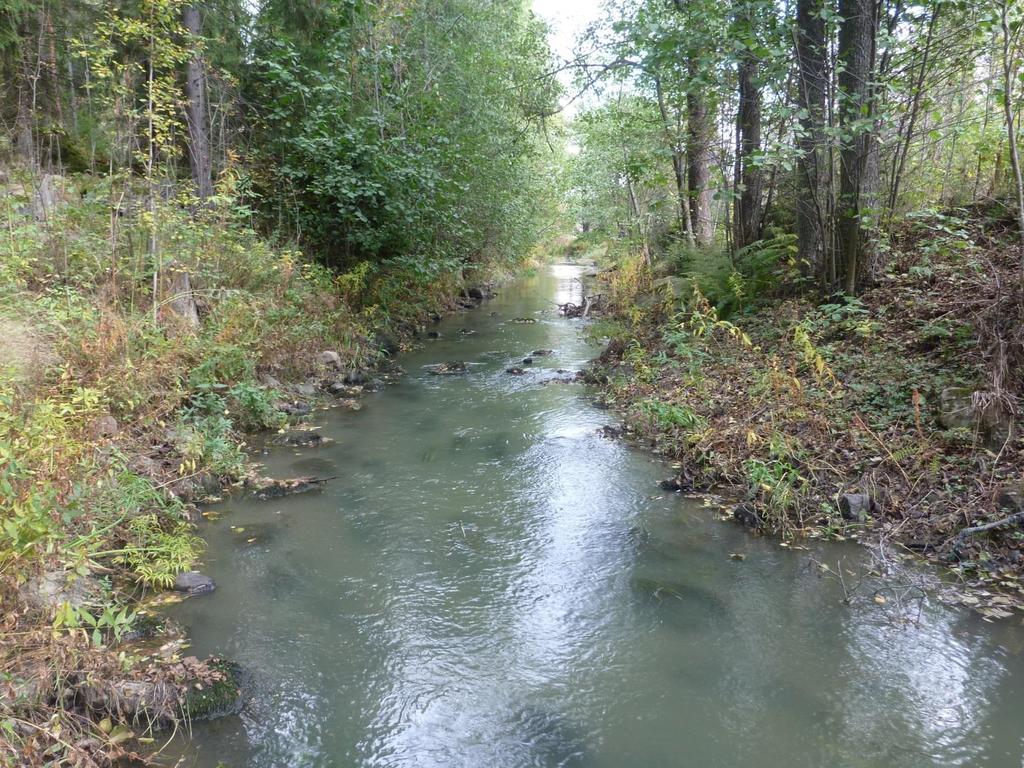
<box><xmin>173</xmin><ymin>265</ymin><xmax>1024</xmax><ymax>768</ymax></box>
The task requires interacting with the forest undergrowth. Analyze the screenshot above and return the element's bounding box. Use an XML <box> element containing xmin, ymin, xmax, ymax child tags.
<box><xmin>587</xmin><ymin>206</ymin><xmax>1024</xmax><ymax>620</ymax></box>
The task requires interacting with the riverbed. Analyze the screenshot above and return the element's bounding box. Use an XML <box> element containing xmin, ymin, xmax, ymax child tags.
<box><xmin>173</xmin><ymin>264</ymin><xmax>1024</xmax><ymax>767</ymax></box>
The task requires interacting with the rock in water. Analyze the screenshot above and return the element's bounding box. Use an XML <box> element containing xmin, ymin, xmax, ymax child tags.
<box><xmin>839</xmin><ymin>493</ymin><xmax>877</xmax><ymax>522</ymax></box>
<box><xmin>429</xmin><ymin>361</ymin><xmax>467</xmax><ymax>375</ymax></box>
<box><xmin>733</xmin><ymin>503</ymin><xmax>763</xmax><ymax>528</ymax></box>
<box><xmin>506</xmin><ymin>367</ymin><xmax>526</xmax><ymax>376</ymax></box>
<box><xmin>277</xmin><ymin>431</ymin><xmax>330</xmax><ymax>447</ymax></box>
<box><xmin>173</xmin><ymin>571</ymin><xmax>215</xmax><ymax>595</ymax></box>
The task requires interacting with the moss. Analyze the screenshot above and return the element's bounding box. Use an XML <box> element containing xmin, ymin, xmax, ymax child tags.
<box><xmin>182</xmin><ymin>660</ymin><xmax>246</xmax><ymax>721</ymax></box>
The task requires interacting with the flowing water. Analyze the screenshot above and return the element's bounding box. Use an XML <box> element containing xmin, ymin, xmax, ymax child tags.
<box><xmin>174</xmin><ymin>264</ymin><xmax>1024</xmax><ymax>768</ymax></box>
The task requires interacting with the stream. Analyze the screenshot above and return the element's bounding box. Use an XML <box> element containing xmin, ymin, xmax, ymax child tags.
<box><xmin>173</xmin><ymin>264</ymin><xmax>1024</xmax><ymax>768</ymax></box>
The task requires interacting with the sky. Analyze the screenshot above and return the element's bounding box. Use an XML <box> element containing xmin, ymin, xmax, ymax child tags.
<box><xmin>531</xmin><ymin>0</ymin><xmax>606</xmax><ymax>118</ymax></box>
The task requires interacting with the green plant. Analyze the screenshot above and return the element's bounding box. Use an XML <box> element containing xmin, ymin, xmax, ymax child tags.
<box><xmin>118</xmin><ymin>514</ymin><xmax>202</xmax><ymax>588</ymax></box>
<box><xmin>53</xmin><ymin>602</ymin><xmax>137</xmax><ymax>647</ymax></box>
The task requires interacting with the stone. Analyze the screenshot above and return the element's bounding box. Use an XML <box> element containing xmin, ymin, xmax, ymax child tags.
<box><xmin>466</xmin><ymin>286</ymin><xmax>486</xmax><ymax>301</ymax></box>
<box><xmin>328</xmin><ymin>381</ymin><xmax>363</xmax><ymax>397</ymax></box>
<box><xmin>159</xmin><ymin>263</ymin><xmax>201</xmax><ymax>331</ymax></box>
<box><xmin>839</xmin><ymin>493</ymin><xmax>877</xmax><ymax>523</ymax></box>
<box><xmin>194</xmin><ymin>472</ymin><xmax>222</xmax><ymax>497</ymax></box>
<box><xmin>278</xmin><ymin>431</ymin><xmax>330</xmax><ymax>447</ymax></box>
<box><xmin>20</xmin><ymin>570</ymin><xmax>99</xmax><ymax>612</ymax></box>
<box><xmin>506</xmin><ymin>367</ymin><xmax>526</xmax><ymax>376</ymax></box>
<box><xmin>173</xmin><ymin>571</ymin><xmax>215</xmax><ymax>595</ymax></box>
<box><xmin>130</xmin><ymin>454</ymin><xmax>162</xmax><ymax>480</ymax></box>
<box><xmin>252</xmin><ymin>475</ymin><xmax>328</xmax><ymax>500</ymax></box>
<box><xmin>295</xmin><ymin>382</ymin><xmax>317</xmax><ymax>396</ymax></box>
<box><xmin>316</xmin><ymin>351</ymin><xmax>342</xmax><ymax>369</ymax></box>
<box><xmin>733</xmin><ymin>503</ymin><xmax>763</xmax><ymax>528</ymax></box>
<box><xmin>522</xmin><ymin>357</ymin><xmax>534</xmax><ymax>365</ymax></box>
<box><xmin>429</xmin><ymin>361</ymin><xmax>467</xmax><ymax>375</ymax></box>
<box><xmin>531</xmin><ymin>349</ymin><xmax>553</xmax><ymax>357</ymax></box>
<box><xmin>938</xmin><ymin>387</ymin><xmax>976</xmax><ymax>430</ymax></box>
<box><xmin>374</xmin><ymin>333</ymin><xmax>399</xmax><ymax>356</ymax></box>
<box><xmin>996</xmin><ymin>483</ymin><xmax>1024</xmax><ymax>514</ymax></box>
<box><xmin>260</xmin><ymin>373</ymin><xmax>282</xmax><ymax>388</ymax></box>
<box><xmin>90</xmin><ymin>414</ymin><xmax>119</xmax><ymax>439</ymax></box>
<box><xmin>427</xmin><ymin>331</ymin><xmax>441</xmax><ymax>339</ymax></box>
<box><xmin>343</xmin><ymin>369</ymin><xmax>369</xmax><ymax>385</ymax></box>
<box><xmin>276</xmin><ymin>400</ymin><xmax>312</xmax><ymax>417</ymax></box>
<box><xmin>937</xmin><ymin>387</ymin><xmax>1016</xmax><ymax>448</ymax></box>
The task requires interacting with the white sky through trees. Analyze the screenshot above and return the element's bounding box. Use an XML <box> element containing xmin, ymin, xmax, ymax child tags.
<box><xmin>532</xmin><ymin>0</ymin><xmax>605</xmax><ymax>118</ymax></box>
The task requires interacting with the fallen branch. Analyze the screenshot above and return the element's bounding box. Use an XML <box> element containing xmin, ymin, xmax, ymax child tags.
<box><xmin>951</xmin><ymin>511</ymin><xmax>1024</xmax><ymax>557</ymax></box>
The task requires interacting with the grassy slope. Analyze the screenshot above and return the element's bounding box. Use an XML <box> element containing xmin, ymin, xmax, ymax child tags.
<box><xmin>588</xmin><ymin>208</ymin><xmax>1024</xmax><ymax>620</ymax></box>
<box><xmin>0</xmin><ymin>170</ymin><xmax>465</xmax><ymax>765</ymax></box>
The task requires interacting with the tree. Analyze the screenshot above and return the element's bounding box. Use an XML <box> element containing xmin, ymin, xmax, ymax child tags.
<box><xmin>794</xmin><ymin>0</ymin><xmax>830</xmax><ymax>284</ymax></box>
<box><xmin>733</xmin><ymin>0</ymin><xmax>766</xmax><ymax>250</ymax></box>
<box><xmin>836</xmin><ymin>0</ymin><xmax>880</xmax><ymax>294</ymax></box>
<box><xmin>182</xmin><ymin>4</ymin><xmax>212</xmax><ymax>200</ymax></box>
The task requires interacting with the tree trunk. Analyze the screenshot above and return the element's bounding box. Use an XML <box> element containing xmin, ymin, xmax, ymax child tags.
<box><xmin>1000</xmin><ymin>0</ymin><xmax>1024</xmax><ymax>271</ymax></box>
<box><xmin>687</xmin><ymin>58</ymin><xmax>715</xmax><ymax>247</ymax></box>
<box><xmin>655</xmin><ymin>75</ymin><xmax>695</xmax><ymax>247</ymax></box>
<box><xmin>837</xmin><ymin>0</ymin><xmax>880</xmax><ymax>295</ymax></box>
<box><xmin>183</xmin><ymin>5</ymin><xmax>213</xmax><ymax>201</ymax></box>
<box><xmin>734</xmin><ymin>34</ymin><xmax>763</xmax><ymax>250</ymax></box>
<box><xmin>794</xmin><ymin>0</ymin><xmax>828</xmax><ymax>283</ymax></box>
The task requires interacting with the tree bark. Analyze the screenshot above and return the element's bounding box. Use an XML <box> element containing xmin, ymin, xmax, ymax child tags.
<box><xmin>183</xmin><ymin>5</ymin><xmax>213</xmax><ymax>201</ymax></box>
<box><xmin>999</xmin><ymin>0</ymin><xmax>1024</xmax><ymax>268</ymax></box>
<box><xmin>734</xmin><ymin>27</ymin><xmax>764</xmax><ymax>250</ymax></box>
<box><xmin>687</xmin><ymin>57</ymin><xmax>715</xmax><ymax>247</ymax></box>
<box><xmin>837</xmin><ymin>0</ymin><xmax>880</xmax><ymax>294</ymax></box>
<box><xmin>794</xmin><ymin>0</ymin><xmax>828</xmax><ymax>283</ymax></box>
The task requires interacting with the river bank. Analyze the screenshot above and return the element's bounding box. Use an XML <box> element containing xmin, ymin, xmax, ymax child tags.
<box><xmin>581</xmin><ymin>208</ymin><xmax>1024</xmax><ymax>620</ymax></box>
<box><xmin>168</xmin><ymin>263</ymin><xmax>1024</xmax><ymax>768</ymax></box>
<box><xmin>0</xmin><ymin>173</ymin><xmax>511</xmax><ymax>765</ymax></box>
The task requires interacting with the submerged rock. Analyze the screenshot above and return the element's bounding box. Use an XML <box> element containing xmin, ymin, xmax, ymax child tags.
<box><xmin>427</xmin><ymin>331</ymin><xmax>442</xmax><ymax>339</ymax></box>
<box><xmin>522</xmin><ymin>357</ymin><xmax>534</xmax><ymax>365</ymax></box>
<box><xmin>506</xmin><ymin>367</ymin><xmax>526</xmax><ymax>376</ymax></box>
<box><xmin>429</xmin><ymin>361</ymin><xmax>468</xmax><ymax>375</ymax></box>
<box><xmin>732</xmin><ymin>503</ymin><xmax>763</xmax><ymax>529</ymax></box>
<box><xmin>511</xmin><ymin>317</ymin><xmax>537</xmax><ymax>324</ymax></box>
<box><xmin>251</xmin><ymin>475</ymin><xmax>331</xmax><ymax>500</ymax></box>
<box><xmin>277</xmin><ymin>431</ymin><xmax>331</xmax><ymax>448</ymax></box>
<box><xmin>183</xmin><ymin>660</ymin><xmax>249</xmax><ymax>721</ymax></box>
<box><xmin>531</xmin><ymin>349</ymin><xmax>553</xmax><ymax>357</ymax></box>
<box><xmin>173</xmin><ymin>571</ymin><xmax>215</xmax><ymax>596</ymax></box>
